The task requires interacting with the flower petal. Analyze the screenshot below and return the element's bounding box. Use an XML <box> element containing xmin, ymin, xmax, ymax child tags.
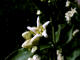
<box><xmin>42</xmin><ymin>21</ymin><xmax>50</xmax><ymax>29</ymax></box>
<box><xmin>71</xmin><ymin>8</ymin><xmax>77</xmax><ymax>14</ymax></box>
<box><xmin>21</xmin><ymin>40</ymin><xmax>32</xmax><ymax>48</ymax></box>
<box><xmin>30</xmin><ymin>34</ymin><xmax>41</xmax><ymax>45</ymax></box>
<box><xmin>27</xmin><ymin>26</ymin><xmax>37</xmax><ymax>33</ymax></box>
<box><xmin>22</xmin><ymin>31</ymin><xmax>32</xmax><ymax>40</ymax></box>
<box><xmin>42</xmin><ymin>30</ymin><xmax>48</xmax><ymax>38</ymax></box>
<box><xmin>37</xmin><ymin>16</ymin><xmax>41</xmax><ymax>27</ymax></box>
<box><xmin>73</xmin><ymin>29</ymin><xmax>79</xmax><ymax>36</ymax></box>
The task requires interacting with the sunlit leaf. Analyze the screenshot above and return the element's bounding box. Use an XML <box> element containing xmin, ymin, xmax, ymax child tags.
<box><xmin>55</xmin><ymin>25</ymin><xmax>61</xmax><ymax>43</ymax></box>
<box><xmin>65</xmin><ymin>26</ymin><xmax>74</xmax><ymax>44</ymax></box>
<box><xmin>5</xmin><ymin>48</ymin><xmax>33</xmax><ymax>60</ymax></box>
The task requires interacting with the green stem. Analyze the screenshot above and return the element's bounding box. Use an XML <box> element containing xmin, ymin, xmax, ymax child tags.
<box><xmin>50</xmin><ymin>17</ymin><xmax>57</xmax><ymax>60</ymax></box>
<box><xmin>50</xmin><ymin>17</ymin><xmax>55</xmax><ymax>44</ymax></box>
<box><xmin>52</xmin><ymin>26</ymin><xmax>55</xmax><ymax>43</ymax></box>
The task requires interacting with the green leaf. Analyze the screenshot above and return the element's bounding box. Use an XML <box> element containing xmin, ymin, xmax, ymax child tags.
<box><xmin>5</xmin><ymin>48</ymin><xmax>33</xmax><ymax>60</ymax></box>
<box><xmin>55</xmin><ymin>25</ymin><xmax>61</xmax><ymax>43</ymax></box>
<box><xmin>65</xmin><ymin>26</ymin><xmax>74</xmax><ymax>44</ymax></box>
<box><xmin>40</xmin><ymin>44</ymin><xmax>52</xmax><ymax>51</ymax></box>
<box><xmin>66</xmin><ymin>49</ymin><xmax>80</xmax><ymax>60</ymax></box>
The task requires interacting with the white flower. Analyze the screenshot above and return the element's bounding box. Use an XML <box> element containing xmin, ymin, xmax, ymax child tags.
<box><xmin>21</xmin><ymin>16</ymin><xmax>50</xmax><ymax>48</ymax></box>
<box><xmin>65</xmin><ymin>11</ymin><xmax>73</xmax><ymax>17</ymax></box>
<box><xmin>65</xmin><ymin>8</ymin><xmax>77</xmax><ymax>17</ymax></box>
<box><xmin>57</xmin><ymin>49</ymin><xmax>64</xmax><ymax>60</ymax></box>
<box><xmin>65</xmin><ymin>0</ymin><xmax>70</xmax><ymax>7</ymax></box>
<box><xmin>27</xmin><ymin>16</ymin><xmax>50</xmax><ymax>38</ymax></box>
<box><xmin>57</xmin><ymin>49</ymin><xmax>62</xmax><ymax>55</ymax></box>
<box><xmin>73</xmin><ymin>29</ymin><xmax>79</xmax><ymax>36</ymax></box>
<box><xmin>37</xmin><ymin>10</ymin><xmax>41</xmax><ymax>15</ymax></box>
<box><xmin>31</xmin><ymin>46</ymin><xmax>38</xmax><ymax>53</ymax></box>
<box><xmin>65</xmin><ymin>8</ymin><xmax>77</xmax><ymax>23</ymax></box>
<box><xmin>57</xmin><ymin>54</ymin><xmax>64</xmax><ymax>60</ymax></box>
<box><xmin>33</xmin><ymin>54</ymin><xmax>41</xmax><ymax>60</ymax></box>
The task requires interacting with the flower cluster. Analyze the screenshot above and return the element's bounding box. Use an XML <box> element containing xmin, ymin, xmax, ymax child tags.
<box><xmin>21</xmin><ymin>16</ymin><xmax>50</xmax><ymax>60</ymax></box>
<box><xmin>65</xmin><ymin>8</ymin><xmax>77</xmax><ymax>23</ymax></box>
<box><xmin>65</xmin><ymin>0</ymin><xmax>77</xmax><ymax>23</ymax></box>
<box><xmin>22</xmin><ymin>16</ymin><xmax>50</xmax><ymax>48</ymax></box>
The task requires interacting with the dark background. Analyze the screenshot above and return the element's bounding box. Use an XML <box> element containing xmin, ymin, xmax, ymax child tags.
<box><xmin>0</xmin><ymin>0</ymin><xmax>38</xmax><ymax>60</ymax></box>
<box><xmin>1</xmin><ymin>0</ymin><xmax>49</xmax><ymax>60</ymax></box>
<box><xmin>0</xmin><ymin>0</ymin><xmax>80</xmax><ymax>60</ymax></box>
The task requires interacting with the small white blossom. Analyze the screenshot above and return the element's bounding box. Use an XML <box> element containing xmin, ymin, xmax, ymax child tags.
<box><xmin>57</xmin><ymin>49</ymin><xmax>64</xmax><ymax>60</ymax></box>
<box><xmin>65</xmin><ymin>11</ymin><xmax>73</xmax><ymax>17</ymax></box>
<box><xmin>57</xmin><ymin>49</ymin><xmax>62</xmax><ymax>55</ymax></box>
<box><xmin>65</xmin><ymin>8</ymin><xmax>77</xmax><ymax>18</ymax></box>
<box><xmin>31</xmin><ymin>46</ymin><xmax>38</xmax><ymax>53</ymax></box>
<box><xmin>37</xmin><ymin>10</ymin><xmax>41</xmax><ymax>15</ymax></box>
<box><xmin>33</xmin><ymin>54</ymin><xmax>41</xmax><ymax>60</ymax></box>
<box><xmin>57</xmin><ymin>54</ymin><xmax>64</xmax><ymax>60</ymax></box>
<box><xmin>27</xmin><ymin>16</ymin><xmax>50</xmax><ymax>38</ymax></box>
<box><xmin>73</xmin><ymin>29</ymin><xmax>79</xmax><ymax>36</ymax></box>
<box><xmin>65</xmin><ymin>8</ymin><xmax>77</xmax><ymax>23</ymax></box>
<box><xmin>65</xmin><ymin>0</ymin><xmax>70</xmax><ymax>7</ymax></box>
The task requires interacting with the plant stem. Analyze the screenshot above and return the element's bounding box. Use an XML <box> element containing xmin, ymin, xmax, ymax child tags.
<box><xmin>50</xmin><ymin>17</ymin><xmax>57</xmax><ymax>60</ymax></box>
